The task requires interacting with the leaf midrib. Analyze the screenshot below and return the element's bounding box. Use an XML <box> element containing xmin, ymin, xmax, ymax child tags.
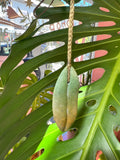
<box><xmin>81</xmin><ymin>53</ymin><xmax>120</xmax><ymax>159</ymax></box>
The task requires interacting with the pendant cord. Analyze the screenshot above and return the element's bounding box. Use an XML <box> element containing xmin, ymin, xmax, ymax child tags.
<box><xmin>67</xmin><ymin>0</ymin><xmax>75</xmax><ymax>83</ymax></box>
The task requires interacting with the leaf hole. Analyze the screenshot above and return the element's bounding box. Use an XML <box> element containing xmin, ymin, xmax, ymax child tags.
<box><xmin>79</xmin><ymin>90</ymin><xmax>83</xmax><ymax>93</ymax></box>
<box><xmin>75</xmin><ymin>36</ymin><xmax>93</xmax><ymax>44</ymax></box>
<box><xmin>108</xmin><ymin>105</ymin><xmax>117</xmax><ymax>115</ymax></box>
<box><xmin>5</xmin><ymin>134</ymin><xmax>30</xmax><ymax>158</ymax></box>
<box><xmin>94</xmin><ymin>50</ymin><xmax>108</xmax><ymax>58</ymax></box>
<box><xmin>47</xmin><ymin>116</ymin><xmax>55</xmax><ymax>125</ymax></box>
<box><xmin>99</xmin><ymin>7</ymin><xmax>110</xmax><ymax>12</ymax></box>
<box><xmin>38</xmin><ymin>61</ymin><xmax>64</xmax><ymax>80</ymax></box>
<box><xmin>78</xmin><ymin>70</ymin><xmax>93</xmax><ymax>86</ymax></box>
<box><xmin>77</xmin><ymin>68</ymin><xmax>105</xmax><ymax>86</ymax></box>
<box><xmin>91</xmin><ymin>68</ymin><xmax>105</xmax><ymax>83</ymax></box>
<box><xmin>57</xmin><ymin>128</ymin><xmax>78</xmax><ymax>142</ymax></box>
<box><xmin>48</xmin><ymin>20</ymin><xmax>82</xmax><ymax>32</ymax></box>
<box><xmin>75</xmin><ymin>1</ymin><xmax>93</xmax><ymax>6</ymax></box>
<box><xmin>31</xmin><ymin>148</ymin><xmax>44</xmax><ymax>160</ymax></box>
<box><xmin>75</xmin><ymin>34</ymin><xmax>112</xmax><ymax>44</ymax></box>
<box><xmin>74</xmin><ymin>50</ymin><xmax>108</xmax><ymax>63</ymax></box>
<box><xmin>113</xmin><ymin>126</ymin><xmax>120</xmax><ymax>142</ymax></box>
<box><xmin>96</xmin><ymin>150</ymin><xmax>107</xmax><ymax>160</ymax></box>
<box><xmin>117</xmin><ymin>31</ymin><xmax>120</xmax><ymax>35</ymax></box>
<box><xmin>95</xmin><ymin>34</ymin><xmax>112</xmax><ymax>41</ymax></box>
<box><xmin>50</xmin><ymin>61</ymin><xmax>65</xmax><ymax>72</ymax></box>
<box><xmin>86</xmin><ymin>99</ymin><xmax>96</xmax><ymax>107</ymax></box>
<box><xmin>39</xmin><ymin>41</ymin><xmax>65</xmax><ymax>54</ymax></box>
<box><xmin>94</xmin><ymin>21</ymin><xmax>116</xmax><ymax>27</ymax></box>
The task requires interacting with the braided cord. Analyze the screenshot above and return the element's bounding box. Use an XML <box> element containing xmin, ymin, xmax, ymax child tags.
<box><xmin>67</xmin><ymin>0</ymin><xmax>75</xmax><ymax>83</ymax></box>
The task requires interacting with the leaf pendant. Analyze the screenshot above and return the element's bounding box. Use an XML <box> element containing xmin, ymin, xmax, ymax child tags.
<box><xmin>52</xmin><ymin>66</ymin><xmax>80</xmax><ymax>131</ymax></box>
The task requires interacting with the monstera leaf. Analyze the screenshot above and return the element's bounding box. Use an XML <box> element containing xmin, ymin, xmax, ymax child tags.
<box><xmin>0</xmin><ymin>0</ymin><xmax>120</xmax><ymax>159</ymax></box>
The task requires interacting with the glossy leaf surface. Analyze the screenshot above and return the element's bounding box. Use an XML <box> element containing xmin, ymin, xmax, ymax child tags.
<box><xmin>0</xmin><ymin>0</ymin><xmax>120</xmax><ymax>159</ymax></box>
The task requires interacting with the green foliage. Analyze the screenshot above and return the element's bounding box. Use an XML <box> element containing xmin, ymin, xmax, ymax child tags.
<box><xmin>0</xmin><ymin>71</ymin><xmax>53</xmax><ymax>159</ymax></box>
<box><xmin>0</xmin><ymin>0</ymin><xmax>120</xmax><ymax>159</ymax></box>
<box><xmin>17</xmin><ymin>72</ymin><xmax>53</xmax><ymax>111</ymax></box>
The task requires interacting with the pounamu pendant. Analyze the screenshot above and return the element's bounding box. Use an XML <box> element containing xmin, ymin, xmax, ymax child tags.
<box><xmin>52</xmin><ymin>66</ymin><xmax>80</xmax><ymax>131</ymax></box>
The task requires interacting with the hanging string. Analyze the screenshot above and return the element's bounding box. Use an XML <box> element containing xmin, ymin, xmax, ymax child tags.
<box><xmin>67</xmin><ymin>0</ymin><xmax>75</xmax><ymax>83</ymax></box>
